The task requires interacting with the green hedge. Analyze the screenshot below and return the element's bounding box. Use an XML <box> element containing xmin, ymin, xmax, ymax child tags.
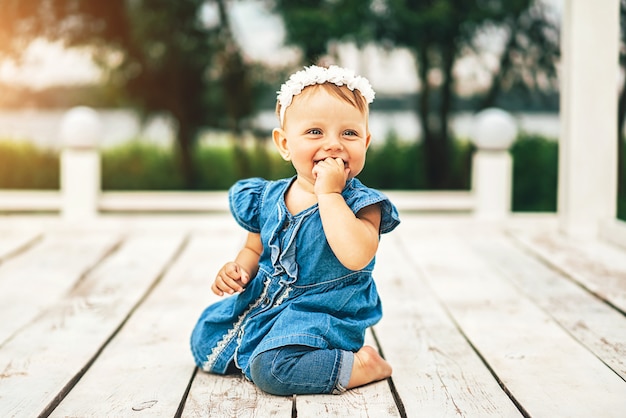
<box><xmin>510</xmin><ymin>134</ymin><xmax>558</xmax><ymax>212</ymax></box>
<box><xmin>1</xmin><ymin>135</ymin><xmax>624</xmax><ymax>219</ymax></box>
<box><xmin>0</xmin><ymin>140</ymin><xmax>59</xmax><ymax>189</ymax></box>
<box><xmin>101</xmin><ymin>142</ymin><xmax>183</xmax><ymax>190</ymax></box>
<box><xmin>100</xmin><ymin>141</ymin><xmax>295</xmax><ymax>190</ymax></box>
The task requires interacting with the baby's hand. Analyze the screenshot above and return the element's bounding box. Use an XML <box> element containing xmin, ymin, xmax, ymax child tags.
<box><xmin>312</xmin><ymin>157</ymin><xmax>349</xmax><ymax>195</ymax></box>
<box><xmin>212</xmin><ymin>262</ymin><xmax>250</xmax><ymax>296</ymax></box>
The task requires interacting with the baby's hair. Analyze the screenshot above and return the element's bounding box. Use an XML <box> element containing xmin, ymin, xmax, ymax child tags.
<box><xmin>275</xmin><ymin>83</ymin><xmax>369</xmax><ymax>126</ymax></box>
<box><xmin>275</xmin><ymin>65</ymin><xmax>375</xmax><ymax>126</ymax></box>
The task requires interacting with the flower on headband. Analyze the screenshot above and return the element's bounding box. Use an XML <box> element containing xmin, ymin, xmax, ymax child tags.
<box><xmin>277</xmin><ymin>65</ymin><xmax>375</xmax><ymax>124</ymax></box>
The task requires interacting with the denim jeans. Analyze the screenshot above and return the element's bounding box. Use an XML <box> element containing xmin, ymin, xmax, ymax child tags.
<box><xmin>249</xmin><ymin>345</ymin><xmax>354</xmax><ymax>395</ymax></box>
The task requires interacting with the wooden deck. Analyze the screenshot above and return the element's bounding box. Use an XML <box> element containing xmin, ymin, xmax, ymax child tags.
<box><xmin>1</xmin><ymin>213</ymin><xmax>625</xmax><ymax>417</ymax></box>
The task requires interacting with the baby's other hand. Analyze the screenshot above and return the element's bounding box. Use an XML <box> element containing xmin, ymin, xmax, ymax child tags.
<box><xmin>212</xmin><ymin>262</ymin><xmax>250</xmax><ymax>296</ymax></box>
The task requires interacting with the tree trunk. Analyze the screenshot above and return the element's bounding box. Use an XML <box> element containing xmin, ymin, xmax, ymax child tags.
<box><xmin>618</xmin><ymin>81</ymin><xmax>626</xmax><ymax>196</ymax></box>
<box><xmin>416</xmin><ymin>45</ymin><xmax>441</xmax><ymax>190</ymax></box>
<box><xmin>435</xmin><ymin>39</ymin><xmax>457</xmax><ymax>189</ymax></box>
<box><xmin>417</xmin><ymin>42</ymin><xmax>457</xmax><ymax>190</ymax></box>
<box><xmin>176</xmin><ymin>120</ymin><xmax>198</xmax><ymax>190</ymax></box>
<box><xmin>481</xmin><ymin>20</ymin><xmax>517</xmax><ymax>110</ymax></box>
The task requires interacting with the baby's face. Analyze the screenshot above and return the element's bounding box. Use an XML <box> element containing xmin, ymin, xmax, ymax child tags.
<box><xmin>280</xmin><ymin>86</ymin><xmax>371</xmax><ymax>189</ymax></box>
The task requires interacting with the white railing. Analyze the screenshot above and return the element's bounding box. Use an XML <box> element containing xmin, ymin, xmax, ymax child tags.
<box><xmin>0</xmin><ymin>106</ymin><xmax>517</xmax><ymax>220</ymax></box>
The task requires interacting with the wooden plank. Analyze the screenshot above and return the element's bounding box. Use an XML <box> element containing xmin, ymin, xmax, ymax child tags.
<box><xmin>294</xmin><ymin>331</ymin><xmax>401</xmax><ymax>417</ymax></box>
<box><xmin>295</xmin><ymin>384</ymin><xmax>399</xmax><ymax>418</ymax></box>
<box><xmin>510</xmin><ymin>230</ymin><xmax>626</xmax><ymax>314</ymax></box>
<box><xmin>0</xmin><ymin>230</ymin><xmax>41</xmax><ymax>263</ymax></box>
<box><xmin>182</xmin><ymin>372</ymin><xmax>294</xmax><ymax>417</ymax></box>
<box><xmin>0</xmin><ymin>232</ymin><xmax>185</xmax><ymax>418</ymax></box>
<box><xmin>373</xmin><ymin>227</ymin><xmax>522</xmax><ymax>418</ymax></box>
<box><xmin>50</xmin><ymin>229</ymin><xmax>243</xmax><ymax>417</ymax></box>
<box><xmin>398</xmin><ymin>226</ymin><xmax>626</xmax><ymax>417</ymax></box>
<box><xmin>469</xmin><ymin>234</ymin><xmax>626</xmax><ymax>381</ymax></box>
<box><xmin>0</xmin><ymin>232</ymin><xmax>121</xmax><ymax>345</ymax></box>
<box><xmin>600</xmin><ymin>218</ymin><xmax>626</xmax><ymax>251</ymax></box>
<box><xmin>177</xmin><ymin>230</ymin><xmax>304</xmax><ymax>417</ymax></box>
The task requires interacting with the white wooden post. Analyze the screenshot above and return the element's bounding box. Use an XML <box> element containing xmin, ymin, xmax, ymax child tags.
<box><xmin>559</xmin><ymin>0</ymin><xmax>620</xmax><ymax>237</ymax></box>
<box><xmin>60</xmin><ymin>106</ymin><xmax>102</xmax><ymax>220</ymax></box>
<box><xmin>470</xmin><ymin>108</ymin><xmax>518</xmax><ymax>220</ymax></box>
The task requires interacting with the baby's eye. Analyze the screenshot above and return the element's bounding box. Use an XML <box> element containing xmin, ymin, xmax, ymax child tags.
<box><xmin>307</xmin><ymin>128</ymin><xmax>322</xmax><ymax>135</ymax></box>
<box><xmin>343</xmin><ymin>130</ymin><xmax>359</xmax><ymax>137</ymax></box>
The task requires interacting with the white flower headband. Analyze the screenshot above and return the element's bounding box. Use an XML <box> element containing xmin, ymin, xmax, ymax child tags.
<box><xmin>276</xmin><ymin>65</ymin><xmax>375</xmax><ymax>125</ymax></box>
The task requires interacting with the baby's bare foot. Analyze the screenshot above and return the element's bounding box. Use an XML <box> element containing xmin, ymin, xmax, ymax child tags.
<box><xmin>348</xmin><ymin>345</ymin><xmax>392</xmax><ymax>388</ymax></box>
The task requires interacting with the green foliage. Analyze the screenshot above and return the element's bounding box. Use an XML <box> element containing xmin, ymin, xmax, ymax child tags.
<box><xmin>617</xmin><ymin>136</ymin><xmax>626</xmax><ymax>221</ymax></box>
<box><xmin>272</xmin><ymin>0</ymin><xmax>374</xmax><ymax>62</ymax></box>
<box><xmin>194</xmin><ymin>142</ymin><xmax>293</xmax><ymax>190</ymax></box>
<box><xmin>359</xmin><ymin>133</ymin><xmax>424</xmax><ymax>189</ymax></box>
<box><xmin>273</xmin><ymin>0</ymin><xmax>559</xmax><ymax>189</ymax></box>
<box><xmin>3</xmin><ymin>135</ymin><xmax>625</xmax><ymax>220</ymax></box>
<box><xmin>619</xmin><ymin>195</ymin><xmax>626</xmax><ymax>221</ymax></box>
<box><xmin>101</xmin><ymin>140</ymin><xmax>295</xmax><ymax>191</ymax></box>
<box><xmin>0</xmin><ymin>0</ymin><xmax>261</xmax><ymax>189</ymax></box>
<box><xmin>360</xmin><ymin>133</ymin><xmax>474</xmax><ymax>190</ymax></box>
<box><xmin>1</xmin><ymin>1</ymin><xmax>563</xmax><ymax>190</ymax></box>
<box><xmin>510</xmin><ymin>134</ymin><xmax>558</xmax><ymax>212</ymax></box>
<box><xmin>244</xmin><ymin>143</ymin><xmax>295</xmax><ymax>181</ymax></box>
<box><xmin>0</xmin><ymin>140</ymin><xmax>59</xmax><ymax>189</ymax></box>
<box><xmin>194</xmin><ymin>144</ymin><xmax>238</xmax><ymax>191</ymax></box>
<box><xmin>363</xmin><ymin>133</ymin><xmax>560</xmax><ymax>211</ymax></box>
<box><xmin>101</xmin><ymin>142</ymin><xmax>183</xmax><ymax>190</ymax></box>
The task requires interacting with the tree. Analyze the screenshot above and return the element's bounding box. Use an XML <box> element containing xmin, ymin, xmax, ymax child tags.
<box><xmin>617</xmin><ymin>0</ymin><xmax>626</xmax><ymax>202</ymax></box>
<box><xmin>274</xmin><ymin>0</ymin><xmax>560</xmax><ymax>189</ymax></box>
<box><xmin>272</xmin><ymin>0</ymin><xmax>373</xmax><ymax>64</ymax></box>
<box><xmin>0</xmin><ymin>0</ymin><xmax>254</xmax><ymax>189</ymax></box>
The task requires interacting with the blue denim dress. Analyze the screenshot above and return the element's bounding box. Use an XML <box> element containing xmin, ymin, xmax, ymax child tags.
<box><xmin>190</xmin><ymin>176</ymin><xmax>400</xmax><ymax>381</ymax></box>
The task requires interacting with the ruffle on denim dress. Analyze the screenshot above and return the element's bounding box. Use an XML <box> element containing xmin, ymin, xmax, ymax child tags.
<box><xmin>190</xmin><ymin>176</ymin><xmax>400</xmax><ymax>380</ymax></box>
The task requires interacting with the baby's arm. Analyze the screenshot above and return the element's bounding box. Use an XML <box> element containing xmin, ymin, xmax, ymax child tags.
<box><xmin>212</xmin><ymin>232</ymin><xmax>262</xmax><ymax>296</ymax></box>
<box><xmin>313</xmin><ymin>157</ymin><xmax>381</xmax><ymax>270</ymax></box>
<box><xmin>317</xmin><ymin>193</ymin><xmax>381</xmax><ymax>270</ymax></box>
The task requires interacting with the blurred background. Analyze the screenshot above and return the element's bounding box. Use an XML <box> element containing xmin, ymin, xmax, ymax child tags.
<box><xmin>0</xmin><ymin>0</ymin><xmax>623</xmax><ymax>218</ymax></box>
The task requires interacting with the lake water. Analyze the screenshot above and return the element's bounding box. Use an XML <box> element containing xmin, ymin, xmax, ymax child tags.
<box><xmin>0</xmin><ymin>108</ymin><xmax>560</xmax><ymax>150</ymax></box>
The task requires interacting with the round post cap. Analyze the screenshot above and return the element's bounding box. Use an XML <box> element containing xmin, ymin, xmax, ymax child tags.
<box><xmin>60</xmin><ymin>106</ymin><xmax>102</xmax><ymax>149</ymax></box>
<box><xmin>471</xmin><ymin>108</ymin><xmax>518</xmax><ymax>150</ymax></box>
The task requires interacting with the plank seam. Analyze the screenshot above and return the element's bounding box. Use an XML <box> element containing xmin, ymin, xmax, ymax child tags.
<box><xmin>478</xmin><ymin>237</ymin><xmax>626</xmax><ymax>384</ymax></box>
<box><xmin>371</xmin><ymin>327</ymin><xmax>407</xmax><ymax>418</ymax></box>
<box><xmin>175</xmin><ymin>367</ymin><xmax>198</xmax><ymax>418</ymax></box>
<box><xmin>67</xmin><ymin>237</ymin><xmax>125</xmax><ymax>294</ymax></box>
<box><xmin>0</xmin><ymin>232</ymin><xmax>43</xmax><ymax>265</ymax></box>
<box><xmin>394</xmin><ymin>235</ymin><xmax>531</xmax><ymax>418</ymax></box>
<box><xmin>38</xmin><ymin>233</ymin><xmax>191</xmax><ymax>418</ymax></box>
<box><xmin>506</xmin><ymin>231</ymin><xmax>626</xmax><ymax>318</ymax></box>
<box><xmin>450</xmin><ymin>327</ymin><xmax>531</xmax><ymax>418</ymax></box>
<box><xmin>0</xmin><ymin>236</ymin><xmax>125</xmax><ymax>351</ymax></box>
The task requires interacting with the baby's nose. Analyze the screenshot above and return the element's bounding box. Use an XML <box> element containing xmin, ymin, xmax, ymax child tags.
<box><xmin>324</xmin><ymin>135</ymin><xmax>343</xmax><ymax>149</ymax></box>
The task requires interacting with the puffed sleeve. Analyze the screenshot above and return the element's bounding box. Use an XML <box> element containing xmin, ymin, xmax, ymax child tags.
<box><xmin>344</xmin><ymin>179</ymin><xmax>401</xmax><ymax>235</ymax></box>
<box><xmin>228</xmin><ymin>178</ymin><xmax>267</xmax><ymax>233</ymax></box>
<box><xmin>377</xmin><ymin>198</ymin><xmax>401</xmax><ymax>234</ymax></box>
